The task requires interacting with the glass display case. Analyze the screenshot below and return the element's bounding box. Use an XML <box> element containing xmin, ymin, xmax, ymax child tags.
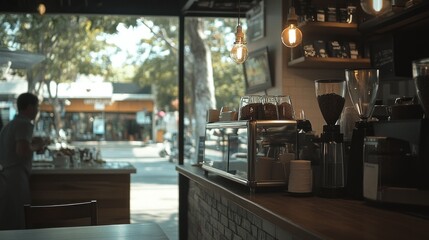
<box><xmin>202</xmin><ymin>120</ymin><xmax>297</xmax><ymax>192</ymax></box>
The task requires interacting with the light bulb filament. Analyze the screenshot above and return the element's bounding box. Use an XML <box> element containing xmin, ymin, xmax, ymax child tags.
<box><xmin>237</xmin><ymin>46</ymin><xmax>243</xmax><ymax>60</ymax></box>
<box><xmin>288</xmin><ymin>25</ymin><xmax>297</xmax><ymax>45</ymax></box>
<box><xmin>373</xmin><ymin>0</ymin><xmax>383</xmax><ymax>12</ymax></box>
<box><xmin>361</xmin><ymin>0</ymin><xmax>391</xmax><ymax>16</ymax></box>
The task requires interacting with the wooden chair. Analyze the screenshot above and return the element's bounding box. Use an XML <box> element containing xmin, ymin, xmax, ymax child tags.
<box><xmin>24</xmin><ymin>200</ymin><xmax>98</xmax><ymax>229</ymax></box>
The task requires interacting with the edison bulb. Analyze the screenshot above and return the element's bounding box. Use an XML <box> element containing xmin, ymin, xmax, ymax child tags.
<box><xmin>230</xmin><ymin>43</ymin><xmax>248</xmax><ymax>64</ymax></box>
<box><xmin>230</xmin><ymin>25</ymin><xmax>248</xmax><ymax>64</ymax></box>
<box><xmin>38</xmin><ymin>3</ymin><xmax>46</xmax><ymax>15</ymax></box>
<box><xmin>360</xmin><ymin>0</ymin><xmax>391</xmax><ymax>16</ymax></box>
<box><xmin>281</xmin><ymin>24</ymin><xmax>303</xmax><ymax>48</ymax></box>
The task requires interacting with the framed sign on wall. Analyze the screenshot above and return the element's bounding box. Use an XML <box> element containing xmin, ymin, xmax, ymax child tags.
<box><xmin>243</xmin><ymin>47</ymin><xmax>272</xmax><ymax>94</ymax></box>
<box><xmin>246</xmin><ymin>0</ymin><xmax>264</xmax><ymax>42</ymax></box>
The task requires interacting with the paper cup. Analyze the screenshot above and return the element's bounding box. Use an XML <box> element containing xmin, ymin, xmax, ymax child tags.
<box><xmin>288</xmin><ymin>160</ymin><xmax>312</xmax><ymax>193</ymax></box>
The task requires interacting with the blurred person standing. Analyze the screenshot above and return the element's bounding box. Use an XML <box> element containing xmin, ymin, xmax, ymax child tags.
<box><xmin>164</xmin><ymin>98</ymin><xmax>179</xmax><ymax>143</ymax></box>
<box><xmin>0</xmin><ymin>92</ymin><xmax>45</xmax><ymax>230</ymax></box>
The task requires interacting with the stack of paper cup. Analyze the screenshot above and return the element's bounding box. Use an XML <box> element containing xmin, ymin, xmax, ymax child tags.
<box><xmin>288</xmin><ymin>160</ymin><xmax>312</xmax><ymax>193</ymax></box>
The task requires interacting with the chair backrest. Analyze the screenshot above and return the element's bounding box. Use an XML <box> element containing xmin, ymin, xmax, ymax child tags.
<box><xmin>24</xmin><ymin>200</ymin><xmax>98</xmax><ymax>229</ymax></box>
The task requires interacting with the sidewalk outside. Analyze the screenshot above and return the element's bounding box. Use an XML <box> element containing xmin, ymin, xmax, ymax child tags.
<box><xmin>73</xmin><ymin>141</ymin><xmax>179</xmax><ymax>240</ymax></box>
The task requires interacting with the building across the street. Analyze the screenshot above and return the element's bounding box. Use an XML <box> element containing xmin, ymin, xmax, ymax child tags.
<box><xmin>0</xmin><ymin>77</ymin><xmax>157</xmax><ymax>142</ymax></box>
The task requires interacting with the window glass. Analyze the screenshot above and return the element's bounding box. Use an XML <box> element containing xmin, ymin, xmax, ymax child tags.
<box><xmin>0</xmin><ymin>14</ymin><xmax>246</xmax><ymax>161</ymax></box>
<box><xmin>183</xmin><ymin>17</ymin><xmax>246</xmax><ymax>162</ymax></box>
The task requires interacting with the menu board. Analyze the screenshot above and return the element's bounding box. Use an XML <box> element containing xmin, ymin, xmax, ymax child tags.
<box><xmin>370</xmin><ymin>36</ymin><xmax>394</xmax><ymax>79</ymax></box>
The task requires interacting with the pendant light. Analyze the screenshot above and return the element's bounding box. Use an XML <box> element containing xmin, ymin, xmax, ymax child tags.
<box><xmin>38</xmin><ymin>3</ymin><xmax>46</xmax><ymax>15</ymax></box>
<box><xmin>230</xmin><ymin>0</ymin><xmax>248</xmax><ymax>64</ymax></box>
<box><xmin>281</xmin><ymin>1</ymin><xmax>302</xmax><ymax>48</ymax></box>
<box><xmin>360</xmin><ymin>0</ymin><xmax>392</xmax><ymax>16</ymax></box>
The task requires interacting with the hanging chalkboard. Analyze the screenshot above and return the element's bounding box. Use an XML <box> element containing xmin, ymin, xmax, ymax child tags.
<box><xmin>369</xmin><ymin>30</ymin><xmax>429</xmax><ymax>80</ymax></box>
<box><xmin>370</xmin><ymin>36</ymin><xmax>394</xmax><ymax>79</ymax></box>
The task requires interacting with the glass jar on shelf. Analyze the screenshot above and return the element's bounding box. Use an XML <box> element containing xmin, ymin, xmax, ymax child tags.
<box><xmin>262</xmin><ymin>95</ymin><xmax>279</xmax><ymax>120</ymax></box>
<box><xmin>276</xmin><ymin>95</ymin><xmax>295</xmax><ymax>120</ymax></box>
<box><xmin>238</xmin><ymin>95</ymin><xmax>262</xmax><ymax>120</ymax></box>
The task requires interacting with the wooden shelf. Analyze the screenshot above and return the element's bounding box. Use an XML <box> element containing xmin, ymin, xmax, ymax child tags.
<box><xmin>298</xmin><ymin>21</ymin><xmax>360</xmax><ymax>36</ymax></box>
<box><xmin>288</xmin><ymin>21</ymin><xmax>368</xmax><ymax>69</ymax></box>
<box><xmin>359</xmin><ymin>2</ymin><xmax>429</xmax><ymax>34</ymax></box>
<box><xmin>288</xmin><ymin>56</ymin><xmax>371</xmax><ymax>69</ymax></box>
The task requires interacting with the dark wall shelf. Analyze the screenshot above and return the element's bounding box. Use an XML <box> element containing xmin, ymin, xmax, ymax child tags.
<box><xmin>359</xmin><ymin>2</ymin><xmax>429</xmax><ymax>34</ymax></box>
<box><xmin>288</xmin><ymin>21</ymin><xmax>370</xmax><ymax>69</ymax></box>
<box><xmin>358</xmin><ymin>2</ymin><xmax>429</xmax><ymax>80</ymax></box>
<box><xmin>288</xmin><ymin>56</ymin><xmax>370</xmax><ymax>69</ymax></box>
<box><xmin>299</xmin><ymin>21</ymin><xmax>360</xmax><ymax>36</ymax></box>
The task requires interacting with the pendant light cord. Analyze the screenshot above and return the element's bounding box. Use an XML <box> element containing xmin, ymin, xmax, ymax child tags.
<box><xmin>238</xmin><ymin>0</ymin><xmax>241</xmax><ymax>26</ymax></box>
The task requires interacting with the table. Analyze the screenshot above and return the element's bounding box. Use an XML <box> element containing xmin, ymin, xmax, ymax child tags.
<box><xmin>31</xmin><ymin>161</ymin><xmax>136</xmax><ymax>224</ymax></box>
<box><xmin>0</xmin><ymin>223</ymin><xmax>169</xmax><ymax>240</ymax></box>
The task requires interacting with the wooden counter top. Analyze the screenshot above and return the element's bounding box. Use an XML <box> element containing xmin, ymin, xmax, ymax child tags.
<box><xmin>177</xmin><ymin>164</ymin><xmax>429</xmax><ymax>240</ymax></box>
<box><xmin>31</xmin><ymin>161</ymin><xmax>136</xmax><ymax>175</ymax></box>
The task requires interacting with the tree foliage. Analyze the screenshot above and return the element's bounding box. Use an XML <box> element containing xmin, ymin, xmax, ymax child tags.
<box><xmin>197</xmin><ymin>18</ymin><xmax>245</xmax><ymax>110</ymax></box>
<box><xmin>132</xmin><ymin>17</ymin><xmax>179</xmax><ymax>111</ymax></box>
<box><xmin>0</xmin><ymin>14</ymin><xmax>140</xmax><ymax>131</ymax></box>
<box><xmin>0</xmin><ymin>14</ymin><xmax>246</xmax><ymax>139</ymax></box>
<box><xmin>132</xmin><ymin>17</ymin><xmax>245</xmax><ymax>111</ymax></box>
<box><xmin>0</xmin><ymin>14</ymin><xmax>139</xmax><ymax>87</ymax></box>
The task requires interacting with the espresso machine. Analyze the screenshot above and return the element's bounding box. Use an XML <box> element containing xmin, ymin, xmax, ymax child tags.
<box><xmin>202</xmin><ymin>120</ymin><xmax>297</xmax><ymax>192</ymax></box>
<box><xmin>362</xmin><ymin>58</ymin><xmax>429</xmax><ymax>206</ymax></box>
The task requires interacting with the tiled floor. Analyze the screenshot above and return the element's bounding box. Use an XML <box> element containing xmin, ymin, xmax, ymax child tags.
<box><xmin>79</xmin><ymin>141</ymin><xmax>179</xmax><ymax>240</ymax></box>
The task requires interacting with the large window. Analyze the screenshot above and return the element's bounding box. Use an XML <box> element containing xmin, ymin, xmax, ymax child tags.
<box><xmin>0</xmin><ymin>14</ymin><xmax>246</xmax><ymax>151</ymax></box>
<box><xmin>183</xmin><ymin>17</ymin><xmax>246</xmax><ymax>162</ymax></box>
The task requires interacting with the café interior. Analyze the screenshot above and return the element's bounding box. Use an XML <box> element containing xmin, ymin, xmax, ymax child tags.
<box><xmin>1</xmin><ymin>0</ymin><xmax>429</xmax><ymax>240</ymax></box>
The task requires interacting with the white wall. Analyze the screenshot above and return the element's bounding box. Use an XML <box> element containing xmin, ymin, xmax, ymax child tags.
<box><xmin>248</xmin><ymin>0</ymin><xmax>351</xmax><ymax>135</ymax></box>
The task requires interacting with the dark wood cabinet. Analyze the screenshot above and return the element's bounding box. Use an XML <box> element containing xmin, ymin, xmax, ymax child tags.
<box><xmin>358</xmin><ymin>1</ymin><xmax>429</xmax><ymax>35</ymax></box>
<box><xmin>359</xmin><ymin>2</ymin><xmax>429</xmax><ymax>80</ymax></box>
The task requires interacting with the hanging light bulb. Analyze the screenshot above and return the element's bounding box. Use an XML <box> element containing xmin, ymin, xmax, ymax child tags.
<box><xmin>230</xmin><ymin>24</ymin><xmax>248</xmax><ymax>64</ymax></box>
<box><xmin>360</xmin><ymin>0</ymin><xmax>392</xmax><ymax>16</ymax></box>
<box><xmin>38</xmin><ymin>3</ymin><xmax>46</xmax><ymax>15</ymax></box>
<box><xmin>281</xmin><ymin>5</ymin><xmax>303</xmax><ymax>48</ymax></box>
<box><xmin>230</xmin><ymin>0</ymin><xmax>248</xmax><ymax>64</ymax></box>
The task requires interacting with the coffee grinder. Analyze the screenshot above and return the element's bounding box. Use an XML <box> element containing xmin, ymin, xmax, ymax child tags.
<box><xmin>413</xmin><ymin>58</ymin><xmax>429</xmax><ymax>189</ymax></box>
<box><xmin>362</xmin><ymin>59</ymin><xmax>429</xmax><ymax>206</ymax></box>
<box><xmin>315</xmin><ymin>79</ymin><xmax>346</xmax><ymax>197</ymax></box>
<box><xmin>345</xmin><ymin>68</ymin><xmax>379</xmax><ymax>199</ymax></box>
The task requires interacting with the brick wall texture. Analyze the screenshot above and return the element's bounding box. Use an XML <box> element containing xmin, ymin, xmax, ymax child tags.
<box><xmin>187</xmin><ymin>181</ymin><xmax>294</xmax><ymax>240</ymax></box>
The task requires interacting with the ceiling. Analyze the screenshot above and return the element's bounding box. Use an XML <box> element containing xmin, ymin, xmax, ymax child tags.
<box><xmin>0</xmin><ymin>0</ymin><xmax>260</xmax><ymax>17</ymax></box>
<box><xmin>0</xmin><ymin>0</ymin><xmax>262</xmax><ymax>70</ymax></box>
